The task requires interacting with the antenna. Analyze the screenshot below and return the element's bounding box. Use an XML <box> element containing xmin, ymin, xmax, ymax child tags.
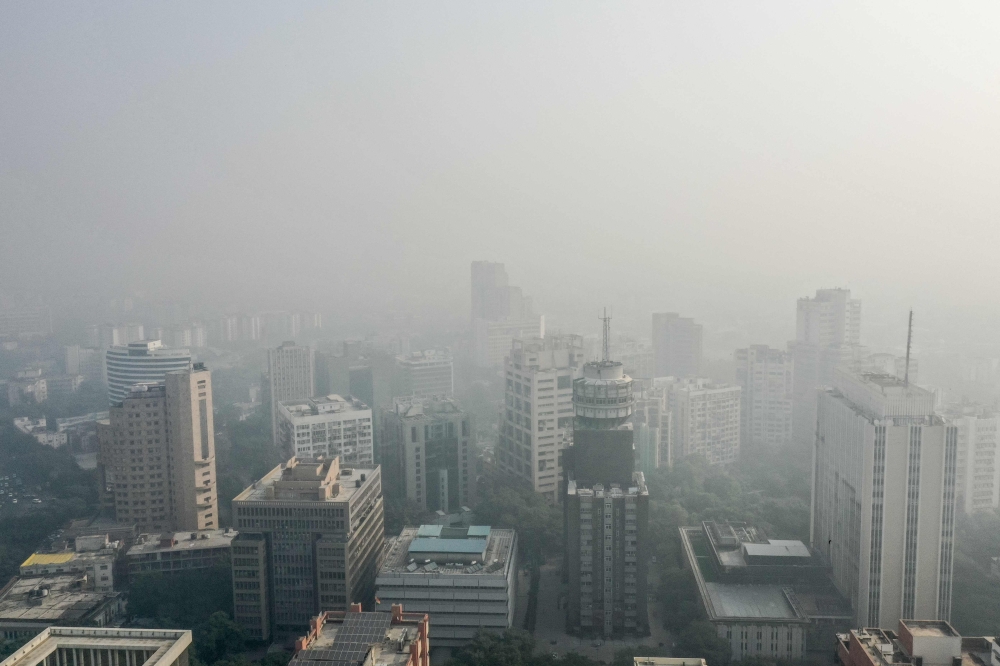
<box><xmin>904</xmin><ymin>309</ymin><xmax>913</xmax><ymax>387</ymax></box>
<box><xmin>600</xmin><ymin>307</ymin><xmax>612</xmax><ymax>362</ymax></box>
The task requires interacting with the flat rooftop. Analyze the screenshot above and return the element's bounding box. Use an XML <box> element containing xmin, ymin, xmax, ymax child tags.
<box><xmin>743</xmin><ymin>540</ymin><xmax>811</xmax><ymax>559</ymax></box>
<box><xmin>280</xmin><ymin>395</ymin><xmax>370</xmax><ymax>418</ymax></box>
<box><xmin>1</xmin><ymin>627</ymin><xmax>191</xmax><ymax>666</ymax></box>
<box><xmin>380</xmin><ymin>526</ymin><xmax>515</xmax><ymax>576</ymax></box>
<box><xmin>127</xmin><ymin>529</ymin><xmax>236</xmax><ymax>556</ymax></box>
<box><xmin>902</xmin><ymin>620</ymin><xmax>960</xmax><ymax>637</ymax></box>
<box><xmin>704</xmin><ymin>583</ymin><xmax>798</xmax><ymax>620</ymax></box>
<box><xmin>234</xmin><ymin>461</ymin><xmax>375</xmax><ymax>504</ymax></box>
<box><xmin>291</xmin><ymin>611</ymin><xmax>425</xmax><ymax>666</ymax></box>
<box><xmin>0</xmin><ymin>575</ymin><xmax>119</xmax><ymax>623</ymax></box>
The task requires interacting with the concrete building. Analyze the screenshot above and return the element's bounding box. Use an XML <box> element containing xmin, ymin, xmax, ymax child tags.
<box><xmin>472</xmin><ymin>318</ymin><xmax>544</xmax><ymax>369</ymax></box>
<box><xmin>268</xmin><ymin>342</ymin><xmax>316</xmax><ymax>447</ymax></box>
<box><xmin>652</xmin><ymin>313</ymin><xmax>702</xmax><ymax>378</ymax></box>
<box><xmin>6</xmin><ymin>374</ymin><xmax>47</xmax><ymax>405</ymax></box>
<box><xmin>944</xmin><ymin>407</ymin><xmax>1000</xmax><ymax>514</ymax></box>
<box><xmin>470</xmin><ymin>261</ymin><xmax>542</xmax><ymax>368</ymax></box>
<box><xmin>291</xmin><ymin>604</ymin><xmax>429</xmax><ymax>666</ymax></box>
<box><xmin>20</xmin><ymin>536</ymin><xmax>120</xmax><ymax>592</ymax></box>
<box><xmin>376</xmin><ymin>525</ymin><xmax>517</xmax><ymax>647</ymax></box>
<box><xmin>13</xmin><ymin>419</ymin><xmax>68</xmax><ymax>448</ymax></box>
<box><xmin>0</xmin><ymin>306</ymin><xmax>51</xmax><ymax>339</ymax></box>
<box><xmin>230</xmin><ymin>457</ymin><xmax>385</xmax><ymax>641</ymax></box>
<box><xmin>396</xmin><ymin>350</ymin><xmax>453</xmax><ymax>399</ymax></box>
<box><xmin>632</xmin><ymin>387</ymin><xmax>671</xmax><ymax>473</ymax></box>
<box><xmin>735</xmin><ymin>345</ymin><xmax>793</xmax><ymax>449</ymax></box>
<box><xmin>126</xmin><ymin>529</ymin><xmax>236</xmax><ymax>577</ymax></box>
<box><xmin>0</xmin><ymin>576</ymin><xmax>125</xmax><ymax>642</ymax></box>
<box><xmin>634</xmin><ymin>660</ymin><xmax>707</xmax><ymax>666</ymax></box>
<box><xmin>659</xmin><ymin>378</ymin><xmax>741</xmax><ymax>466</ymax></box>
<box><xmin>381</xmin><ymin>398</ymin><xmax>474</xmax><ymax>514</ymax></box>
<box><xmin>0</xmin><ymin>627</ymin><xmax>192</xmax><ymax>666</ymax></box>
<box><xmin>97</xmin><ymin>366</ymin><xmax>219</xmax><ymax>533</ymax></box>
<box><xmin>811</xmin><ymin>371</ymin><xmax>957</xmax><ymax>628</ymax></box>
<box><xmin>789</xmin><ymin>289</ymin><xmax>863</xmax><ymax>448</ymax></box>
<box><xmin>497</xmin><ymin>335</ymin><xmax>585</xmax><ymax>503</ymax></box>
<box><xmin>105</xmin><ymin>341</ymin><xmax>191</xmax><ymax>406</ymax></box>
<box><xmin>276</xmin><ymin>395</ymin><xmax>374</xmax><ymax>466</ymax></box>
<box><xmin>835</xmin><ymin>621</ymin><xmax>993</xmax><ymax>666</ymax></box>
<box><xmin>64</xmin><ymin>346</ymin><xmax>104</xmax><ymax>385</ymax></box>
<box><xmin>46</xmin><ymin>375</ymin><xmax>84</xmax><ymax>398</ymax></box>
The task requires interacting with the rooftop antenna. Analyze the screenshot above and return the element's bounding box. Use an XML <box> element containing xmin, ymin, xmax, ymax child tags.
<box><xmin>600</xmin><ymin>307</ymin><xmax>612</xmax><ymax>362</ymax></box>
<box><xmin>904</xmin><ymin>309</ymin><xmax>913</xmax><ymax>387</ymax></box>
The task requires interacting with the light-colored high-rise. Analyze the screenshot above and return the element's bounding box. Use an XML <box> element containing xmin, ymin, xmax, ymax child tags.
<box><xmin>945</xmin><ymin>407</ymin><xmax>1000</xmax><ymax>514</ymax></box>
<box><xmin>811</xmin><ymin>370</ymin><xmax>956</xmax><ymax>628</ymax></box>
<box><xmin>105</xmin><ymin>340</ymin><xmax>191</xmax><ymax>406</ymax></box>
<box><xmin>651</xmin><ymin>313</ymin><xmax>702</xmax><ymax>378</ymax></box>
<box><xmin>97</xmin><ymin>365</ymin><xmax>219</xmax><ymax>533</ymax></box>
<box><xmin>268</xmin><ymin>341</ymin><xmax>315</xmax><ymax>446</ymax></box>
<box><xmin>632</xmin><ymin>387</ymin><xmax>670</xmax><ymax>472</ymax></box>
<box><xmin>276</xmin><ymin>394</ymin><xmax>374</xmax><ymax>466</ymax></box>
<box><xmin>397</xmin><ymin>349</ymin><xmax>454</xmax><ymax>398</ymax></box>
<box><xmin>735</xmin><ymin>345</ymin><xmax>793</xmax><ymax>449</ymax></box>
<box><xmin>657</xmin><ymin>377</ymin><xmax>741</xmax><ymax>465</ymax></box>
<box><xmin>496</xmin><ymin>335</ymin><xmax>584</xmax><ymax>503</ymax></box>
<box><xmin>470</xmin><ymin>261</ymin><xmax>542</xmax><ymax>368</ymax></box>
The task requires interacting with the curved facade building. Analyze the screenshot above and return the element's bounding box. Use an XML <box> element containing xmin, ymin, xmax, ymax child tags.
<box><xmin>106</xmin><ymin>340</ymin><xmax>191</xmax><ymax>405</ymax></box>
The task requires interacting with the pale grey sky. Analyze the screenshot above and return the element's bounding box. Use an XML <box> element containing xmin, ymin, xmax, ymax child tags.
<box><xmin>3</xmin><ymin>3</ymin><xmax>1000</xmax><ymax>348</ymax></box>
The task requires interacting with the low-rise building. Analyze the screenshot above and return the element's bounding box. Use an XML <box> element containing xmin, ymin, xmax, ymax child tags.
<box><xmin>376</xmin><ymin>525</ymin><xmax>517</xmax><ymax>647</ymax></box>
<box><xmin>290</xmin><ymin>604</ymin><xmax>429</xmax><ymax>666</ymax></box>
<box><xmin>0</xmin><ymin>575</ymin><xmax>125</xmax><ymax>642</ymax></box>
<box><xmin>634</xmin><ymin>659</ymin><xmax>707</xmax><ymax>666</ymax></box>
<box><xmin>0</xmin><ymin>627</ymin><xmax>192</xmax><ymax>666</ymax></box>
<box><xmin>276</xmin><ymin>395</ymin><xmax>374</xmax><ymax>466</ymax></box>
<box><xmin>20</xmin><ymin>536</ymin><xmax>120</xmax><ymax>592</ymax></box>
<box><xmin>835</xmin><ymin>620</ymin><xmax>994</xmax><ymax>666</ymax></box>
<box><xmin>45</xmin><ymin>375</ymin><xmax>84</xmax><ymax>398</ymax></box>
<box><xmin>12</xmin><ymin>419</ymin><xmax>68</xmax><ymax>448</ymax></box>
<box><xmin>126</xmin><ymin>529</ymin><xmax>236</xmax><ymax>576</ymax></box>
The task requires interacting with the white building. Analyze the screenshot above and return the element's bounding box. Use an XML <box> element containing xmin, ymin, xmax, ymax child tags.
<box><xmin>472</xmin><ymin>317</ymin><xmax>544</xmax><ymax>369</ymax></box>
<box><xmin>735</xmin><ymin>345</ymin><xmax>793</xmax><ymax>449</ymax></box>
<box><xmin>812</xmin><ymin>370</ymin><xmax>956</xmax><ymax>628</ymax></box>
<box><xmin>105</xmin><ymin>340</ymin><xmax>191</xmax><ymax>406</ymax></box>
<box><xmin>0</xmin><ymin>627</ymin><xmax>191</xmax><ymax>666</ymax></box>
<box><xmin>632</xmin><ymin>386</ymin><xmax>671</xmax><ymax>472</ymax></box>
<box><xmin>276</xmin><ymin>395</ymin><xmax>373</xmax><ymax>466</ymax></box>
<box><xmin>267</xmin><ymin>341</ymin><xmax>315</xmax><ymax>446</ymax></box>
<box><xmin>376</xmin><ymin>525</ymin><xmax>517</xmax><ymax>648</ymax></box>
<box><xmin>657</xmin><ymin>377</ymin><xmax>741</xmax><ymax>465</ymax></box>
<box><xmin>397</xmin><ymin>350</ymin><xmax>454</xmax><ymax>398</ymax></box>
<box><xmin>20</xmin><ymin>536</ymin><xmax>120</xmax><ymax>592</ymax></box>
<box><xmin>945</xmin><ymin>407</ymin><xmax>1000</xmax><ymax>514</ymax></box>
<box><xmin>497</xmin><ymin>335</ymin><xmax>584</xmax><ymax>503</ymax></box>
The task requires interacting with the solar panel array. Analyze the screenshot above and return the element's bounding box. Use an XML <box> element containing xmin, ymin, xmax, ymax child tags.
<box><xmin>294</xmin><ymin>613</ymin><xmax>393</xmax><ymax>666</ymax></box>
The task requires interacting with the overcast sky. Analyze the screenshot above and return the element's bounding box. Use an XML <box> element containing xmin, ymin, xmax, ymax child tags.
<box><xmin>3</xmin><ymin>3</ymin><xmax>1000</xmax><ymax>349</ymax></box>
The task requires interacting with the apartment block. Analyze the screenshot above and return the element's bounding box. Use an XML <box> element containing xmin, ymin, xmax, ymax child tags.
<box><xmin>945</xmin><ymin>407</ymin><xmax>1000</xmax><ymax>513</ymax></box>
<box><xmin>396</xmin><ymin>350</ymin><xmax>454</xmax><ymax>399</ymax></box>
<box><xmin>268</xmin><ymin>342</ymin><xmax>316</xmax><ymax>446</ymax></box>
<box><xmin>658</xmin><ymin>377</ymin><xmax>741</xmax><ymax>465</ymax></box>
<box><xmin>276</xmin><ymin>395</ymin><xmax>373</xmax><ymax>466</ymax></box>
<box><xmin>632</xmin><ymin>387</ymin><xmax>670</xmax><ymax>472</ymax></box>
<box><xmin>651</xmin><ymin>313</ymin><xmax>702</xmax><ymax>378</ymax></box>
<box><xmin>735</xmin><ymin>345</ymin><xmax>793</xmax><ymax>449</ymax></box>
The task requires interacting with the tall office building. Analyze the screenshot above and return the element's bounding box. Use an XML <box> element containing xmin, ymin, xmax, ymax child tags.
<box><xmin>945</xmin><ymin>407</ymin><xmax>1000</xmax><ymax>514</ymax></box>
<box><xmin>0</xmin><ymin>305</ymin><xmax>51</xmax><ymax>338</ymax></box>
<box><xmin>97</xmin><ymin>365</ymin><xmax>219</xmax><ymax>533</ymax></box>
<box><xmin>471</xmin><ymin>261</ymin><xmax>511</xmax><ymax>323</ymax></box>
<box><xmin>276</xmin><ymin>395</ymin><xmax>374</xmax><ymax>466</ymax></box>
<box><xmin>381</xmin><ymin>397</ymin><xmax>475</xmax><ymax>513</ymax></box>
<box><xmin>735</xmin><ymin>345</ymin><xmax>793</xmax><ymax>449</ymax></box>
<box><xmin>564</xmin><ymin>328</ymin><xmax>649</xmax><ymax>638</ymax></box>
<box><xmin>658</xmin><ymin>377</ymin><xmax>741</xmax><ymax>465</ymax></box>
<box><xmin>397</xmin><ymin>350</ymin><xmax>454</xmax><ymax>398</ymax></box>
<box><xmin>632</xmin><ymin>386</ymin><xmax>670</xmax><ymax>473</ymax></box>
<box><xmin>105</xmin><ymin>340</ymin><xmax>191</xmax><ymax>406</ymax></box>
<box><xmin>231</xmin><ymin>457</ymin><xmax>385</xmax><ymax>641</ymax></box>
<box><xmin>470</xmin><ymin>261</ymin><xmax>542</xmax><ymax>368</ymax></box>
<box><xmin>497</xmin><ymin>335</ymin><xmax>585</xmax><ymax>503</ymax></box>
<box><xmin>811</xmin><ymin>370</ymin><xmax>956</xmax><ymax>628</ymax></box>
<box><xmin>789</xmin><ymin>289</ymin><xmax>863</xmax><ymax>448</ymax></box>
<box><xmin>268</xmin><ymin>342</ymin><xmax>316</xmax><ymax>446</ymax></box>
<box><xmin>651</xmin><ymin>313</ymin><xmax>702</xmax><ymax>378</ymax></box>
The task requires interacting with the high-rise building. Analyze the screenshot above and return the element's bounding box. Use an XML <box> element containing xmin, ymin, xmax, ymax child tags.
<box><xmin>230</xmin><ymin>457</ymin><xmax>385</xmax><ymax>641</ymax></box>
<box><xmin>0</xmin><ymin>305</ymin><xmax>51</xmax><ymax>339</ymax></box>
<box><xmin>632</xmin><ymin>386</ymin><xmax>670</xmax><ymax>473</ymax></box>
<box><xmin>396</xmin><ymin>350</ymin><xmax>454</xmax><ymax>398</ymax></box>
<box><xmin>945</xmin><ymin>407</ymin><xmax>1000</xmax><ymax>514</ymax></box>
<box><xmin>65</xmin><ymin>345</ymin><xmax>104</xmax><ymax>384</ymax></box>
<box><xmin>735</xmin><ymin>345</ymin><xmax>793</xmax><ymax>449</ymax></box>
<box><xmin>381</xmin><ymin>397</ymin><xmax>474</xmax><ymax>514</ymax></box>
<box><xmin>811</xmin><ymin>370</ymin><xmax>956</xmax><ymax>628</ymax></box>
<box><xmin>472</xmin><ymin>317</ymin><xmax>544</xmax><ymax>368</ymax></box>
<box><xmin>651</xmin><ymin>313</ymin><xmax>702</xmax><ymax>379</ymax></box>
<box><xmin>97</xmin><ymin>365</ymin><xmax>219</xmax><ymax>533</ymax></box>
<box><xmin>470</xmin><ymin>261</ymin><xmax>511</xmax><ymax>323</ymax></box>
<box><xmin>105</xmin><ymin>340</ymin><xmax>191</xmax><ymax>406</ymax></box>
<box><xmin>657</xmin><ymin>377</ymin><xmax>741</xmax><ymax>465</ymax></box>
<box><xmin>789</xmin><ymin>289</ymin><xmax>863</xmax><ymax>448</ymax></box>
<box><xmin>276</xmin><ymin>395</ymin><xmax>374</xmax><ymax>466</ymax></box>
<box><xmin>564</xmin><ymin>331</ymin><xmax>649</xmax><ymax>638</ymax></box>
<box><xmin>497</xmin><ymin>335</ymin><xmax>585</xmax><ymax>503</ymax></box>
<box><xmin>470</xmin><ymin>261</ymin><xmax>542</xmax><ymax>368</ymax></box>
<box><xmin>268</xmin><ymin>342</ymin><xmax>316</xmax><ymax>446</ymax></box>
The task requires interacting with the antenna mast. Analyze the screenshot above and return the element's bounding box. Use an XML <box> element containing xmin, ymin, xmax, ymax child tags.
<box><xmin>600</xmin><ymin>307</ymin><xmax>612</xmax><ymax>362</ymax></box>
<box><xmin>904</xmin><ymin>309</ymin><xmax>913</xmax><ymax>387</ymax></box>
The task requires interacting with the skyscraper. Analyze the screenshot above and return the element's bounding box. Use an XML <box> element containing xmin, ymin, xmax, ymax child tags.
<box><xmin>945</xmin><ymin>407</ymin><xmax>1000</xmax><ymax>514</ymax></box>
<box><xmin>651</xmin><ymin>313</ymin><xmax>702</xmax><ymax>378</ymax></box>
<box><xmin>657</xmin><ymin>377</ymin><xmax>741</xmax><ymax>465</ymax></box>
<box><xmin>470</xmin><ymin>261</ymin><xmax>542</xmax><ymax>368</ymax></box>
<box><xmin>811</xmin><ymin>370</ymin><xmax>956</xmax><ymax>628</ymax></box>
<box><xmin>497</xmin><ymin>335</ymin><xmax>585</xmax><ymax>503</ymax></box>
<box><xmin>396</xmin><ymin>349</ymin><xmax>454</xmax><ymax>399</ymax></box>
<box><xmin>470</xmin><ymin>261</ymin><xmax>511</xmax><ymax>323</ymax></box>
<box><xmin>97</xmin><ymin>365</ymin><xmax>219</xmax><ymax>533</ymax></box>
<box><xmin>564</xmin><ymin>318</ymin><xmax>648</xmax><ymax>638</ymax></box>
<box><xmin>268</xmin><ymin>341</ymin><xmax>316</xmax><ymax>446</ymax></box>
<box><xmin>735</xmin><ymin>345</ymin><xmax>794</xmax><ymax>449</ymax></box>
<box><xmin>105</xmin><ymin>340</ymin><xmax>191</xmax><ymax>406</ymax></box>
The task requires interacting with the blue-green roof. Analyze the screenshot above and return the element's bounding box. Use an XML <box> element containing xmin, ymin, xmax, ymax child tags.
<box><xmin>408</xmin><ymin>538</ymin><xmax>488</xmax><ymax>554</ymax></box>
<box><xmin>416</xmin><ymin>525</ymin><xmax>443</xmax><ymax>538</ymax></box>
<box><xmin>467</xmin><ymin>526</ymin><xmax>491</xmax><ymax>537</ymax></box>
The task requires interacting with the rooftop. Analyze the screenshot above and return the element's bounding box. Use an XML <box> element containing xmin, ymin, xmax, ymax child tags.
<box><xmin>634</xmin><ymin>659</ymin><xmax>708</xmax><ymax>666</ymax></box>
<box><xmin>234</xmin><ymin>457</ymin><xmax>376</xmax><ymax>504</ymax></box>
<box><xmin>280</xmin><ymin>395</ymin><xmax>370</xmax><ymax>418</ymax></box>
<box><xmin>703</xmin><ymin>583</ymin><xmax>800</xmax><ymax>620</ymax></box>
<box><xmin>0</xmin><ymin>627</ymin><xmax>191</xmax><ymax>666</ymax></box>
<box><xmin>291</xmin><ymin>606</ymin><xmax>428</xmax><ymax>666</ymax></box>
<box><xmin>390</xmin><ymin>397</ymin><xmax>463</xmax><ymax>420</ymax></box>
<box><xmin>127</xmin><ymin>529</ymin><xmax>237</xmax><ymax>557</ymax></box>
<box><xmin>0</xmin><ymin>575</ymin><xmax>120</xmax><ymax>623</ymax></box>
<box><xmin>380</xmin><ymin>526</ymin><xmax>515</xmax><ymax>576</ymax></box>
<box><xmin>743</xmin><ymin>541</ymin><xmax>812</xmax><ymax>559</ymax></box>
<box><xmin>902</xmin><ymin>620</ymin><xmax>960</xmax><ymax>638</ymax></box>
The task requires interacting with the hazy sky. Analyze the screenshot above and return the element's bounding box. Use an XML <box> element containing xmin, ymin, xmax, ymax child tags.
<box><xmin>3</xmin><ymin>3</ymin><xmax>1000</xmax><ymax>349</ymax></box>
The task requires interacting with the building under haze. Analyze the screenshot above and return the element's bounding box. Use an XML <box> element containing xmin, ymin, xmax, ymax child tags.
<box><xmin>396</xmin><ymin>349</ymin><xmax>453</xmax><ymax>398</ymax></box>
<box><xmin>812</xmin><ymin>370</ymin><xmax>956</xmax><ymax>628</ymax></box>
<box><xmin>231</xmin><ymin>457</ymin><xmax>384</xmax><ymax>641</ymax></box>
<box><xmin>944</xmin><ymin>406</ymin><xmax>1000</xmax><ymax>514</ymax></box>
<box><xmin>497</xmin><ymin>335</ymin><xmax>585</xmax><ymax>503</ymax></box>
<box><xmin>97</xmin><ymin>365</ymin><xmax>219</xmax><ymax>533</ymax></box>
<box><xmin>657</xmin><ymin>377</ymin><xmax>741</xmax><ymax>465</ymax></box>
<box><xmin>735</xmin><ymin>345</ymin><xmax>793</xmax><ymax>449</ymax></box>
<box><xmin>632</xmin><ymin>386</ymin><xmax>671</xmax><ymax>473</ymax></box>
<box><xmin>651</xmin><ymin>313</ymin><xmax>702</xmax><ymax>379</ymax></box>
<box><xmin>470</xmin><ymin>261</ymin><xmax>543</xmax><ymax>368</ymax></box>
<box><xmin>268</xmin><ymin>341</ymin><xmax>316</xmax><ymax>446</ymax></box>
<box><xmin>275</xmin><ymin>394</ymin><xmax>374</xmax><ymax>466</ymax></box>
<box><xmin>105</xmin><ymin>340</ymin><xmax>191</xmax><ymax>406</ymax></box>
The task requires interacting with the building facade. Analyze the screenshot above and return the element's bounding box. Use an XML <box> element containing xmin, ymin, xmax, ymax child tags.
<box><xmin>659</xmin><ymin>378</ymin><xmax>741</xmax><ymax>465</ymax></box>
<box><xmin>126</xmin><ymin>529</ymin><xmax>236</xmax><ymax>576</ymax></box>
<box><xmin>0</xmin><ymin>627</ymin><xmax>191</xmax><ymax>666</ymax></box>
<box><xmin>946</xmin><ymin>408</ymin><xmax>1000</xmax><ymax>514</ymax></box>
<box><xmin>811</xmin><ymin>371</ymin><xmax>957</xmax><ymax>628</ymax></box>
<box><xmin>470</xmin><ymin>261</ymin><xmax>542</xmax><ymax>368</ymax></box>
<box><xmin>276</xmin><ymin>395</ymin><xmax>374</xmax><ymax>466</ymax></box>
<box><xmin>497</xmin><ymin>335</ymin><xmax>584</xmax><ymax>503</ymax></box>
<box><xmin>735</xmin><ymin>345</ymin><xmax>793</xmax><ymax>449</ymax></box>
<box><xmin>397</xmin><ymin>350</ymin><xmax>454</xmax><ymax>399</ymax></box>
<box><xmin>651</xmin><ymin>313</ymin><xmax>702</xmax><ymax>378</ymax></box>
<box><xmin>105</xmin><ymin>340</ymin><xmax>191</xmax><ymax>406</ymax></box>
<box><xmin>268</xmin><ymin>342</ymin><xmax>316</xmax><ymax>446</ymax></box>
<box><xmin>291</xmin><ymin>604</ymin><xmax>429</xmax><ymax>666</ymax></box>
<box><xmin>231</xmin><ymin>457</ymin><xmax>385</xmax><ymax>641</ymax></box>
<box><xmin>632</xmin><ymin>387</ymin><xmax>670</xmax><ymax>473</ymax></box>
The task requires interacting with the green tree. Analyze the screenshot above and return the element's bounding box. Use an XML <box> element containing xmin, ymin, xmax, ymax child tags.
<box><xmin>675</xmin><ymin>621</ymin><xmax>731</xmax><ymax>666</ymax></box>
<box><xmin>193</xmin><ymin>612</ymin><xmax>246</xmax><ymax>665</ymax></box>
